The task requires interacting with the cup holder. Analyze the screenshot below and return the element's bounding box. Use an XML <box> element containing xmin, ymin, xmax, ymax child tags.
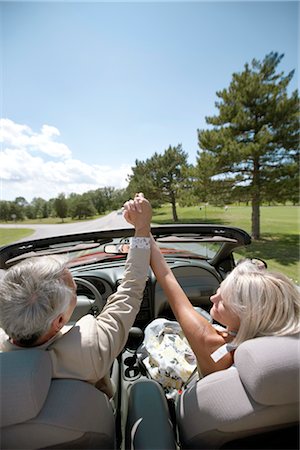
<box><xmin>124</xmin><ymin>356</ymin><xmax>137</xmax><ymax>366</ymax></box>
<box><xmin>124</xmin><ymin>365</ymin><xmax>140</xmax><ymax>379</ymax></box>
<box><xmin>123</xmin><ymin>353</ymin><xmax>141</xmax><ymax>379</ymax></box>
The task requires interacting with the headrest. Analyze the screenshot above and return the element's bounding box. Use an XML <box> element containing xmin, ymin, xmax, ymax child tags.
<box><xmin>234</xmin><ymin>335</ymin><xmax>300</xmax><ymax>405</ymax></box>
<box><xmin>0</xmin><ymin>349</ymin><xmax>52</xmax><ymax>427</ymax></box>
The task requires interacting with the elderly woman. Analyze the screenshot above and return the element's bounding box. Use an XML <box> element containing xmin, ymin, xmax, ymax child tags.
<box><xmin>123</xmin><ymin>194</ymin><xmax>300</xmax><ymax>378</ymax></box>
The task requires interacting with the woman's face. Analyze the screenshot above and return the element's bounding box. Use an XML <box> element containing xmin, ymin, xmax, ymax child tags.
<box><xmin>210</xmin><ymin>287</ymin><xmax>240</xmax><ymax>331</ymax></box>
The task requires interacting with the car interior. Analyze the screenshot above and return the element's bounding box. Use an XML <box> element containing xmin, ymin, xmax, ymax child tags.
<box><xmin>0</xmin><ymin>224</ymin><xmax>299</xmax><ymax>450</ymax></box>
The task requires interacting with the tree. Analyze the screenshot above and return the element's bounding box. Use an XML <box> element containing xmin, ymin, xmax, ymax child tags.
<box><xmin>128</xmin><ymin>145</ymin><xmax>189</xmax><ymax>221</ymax></box>
<box><xmin>31</xmin><ymin>197</ymin><xmax>49</xmax><ymax>219</ymax></box>
<box><xmin>89</xmin><ymin>188</ymin><xmax>108</xmax><ymax>214</ymax></box>
<box><xmin>69</xmin><ymin>194</ymin><xmax>97</xmax><ymax>219</ymax></box>
<box><xmin>10</xmin><ymin>201</ymin><xmax>25</xmax><ymax>221</ymax></box>
<box><xmin>108</xmin><ymin>188</ymin><xmax>128</xmax><ymax>210</ymax></box>
<box><xmin>14</xmin><ymin>197</ymin><xmax>28</xmax><ymax>208</ymax></box>
<box><xmin>126</xmin><ymin>159</ymin><xmax>162</xmax><ymax>208</ymax></box>
<box><xmin>197</xmin><ymin>52</ymin><xmax>299</xmax><ymax>239</ymax></box>
<box><xmin>88</xmin><ymin>187</ymin><xmax>127</xmax><ymax>214</ymax></box>
<box><xmin>0</xmin><ymin>201</ymin><xmax>10</xmax><ymax>221</ymax></box>
<box><xmin>24</xmin><ymin>204</ymin><xmax>35</xmax><ymax>219</ymax></box>
<box><xmin>53</xmin><ymin>193</ymin><xmax>68</xmax><ymax>222</ymax></box>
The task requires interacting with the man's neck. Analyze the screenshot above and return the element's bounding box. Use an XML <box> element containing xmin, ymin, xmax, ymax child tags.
<box><xmin>11</xmin><ymin>329</ymin><xmax>58</xmax><ymax>347</ymax></box>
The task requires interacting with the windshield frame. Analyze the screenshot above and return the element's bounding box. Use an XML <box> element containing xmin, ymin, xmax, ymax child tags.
<box><xmin>0</xmin><ymin>224</ymin><xmax>251</xmax><ymax>270</ymax></box>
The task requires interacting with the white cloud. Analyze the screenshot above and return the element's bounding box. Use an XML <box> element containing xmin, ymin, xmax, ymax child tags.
<box><xmin>0</xmin><ymin>118</ymin><xmax>71</xmax><ymax>159</ymax></box>
<box><xmin>41</xmin><ymin>124</ymin><xmax>60</xmax><ymax>138</ymax></box>
<box><xmin>0</xmin><ymin>119</ymin><xmax>131</xmax><ymax>201</ymax></box>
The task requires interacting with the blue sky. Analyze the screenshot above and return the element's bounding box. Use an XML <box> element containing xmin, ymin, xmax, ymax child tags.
<box><xmin>0</xmin><ymin>0</ymin><xmax>299</xmax><ymax>201</ymax></box>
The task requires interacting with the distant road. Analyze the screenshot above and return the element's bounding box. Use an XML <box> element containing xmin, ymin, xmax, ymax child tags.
<box><xmin>0</xmin><ymin>211</ymin><xmax>133</xmax><ymax>243</ymax></box>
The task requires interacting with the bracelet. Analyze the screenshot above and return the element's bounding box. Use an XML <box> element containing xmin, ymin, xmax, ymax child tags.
<box><xmin>130</xmin><ymin>237</ymin><xmax>151</xmax><ymax>249</ymax></box>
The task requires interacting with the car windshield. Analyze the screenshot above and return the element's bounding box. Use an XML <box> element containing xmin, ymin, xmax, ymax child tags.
<box><xmin>154</xmin><ymin>240</ymin><xmax>223</xmax><ymax>259</ymax></box>
<box><xmin>64</xmin><ymin>236</ymin><xmax>233</xmax><ymax>268</ymax></box>
<box><xmin>2</xmin><ymin>226</ymin><xmax>247</xmax><ymax>270</ymax></box>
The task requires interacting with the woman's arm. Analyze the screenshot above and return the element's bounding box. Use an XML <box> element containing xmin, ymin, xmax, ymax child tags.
<box><xmin>149</xmin><ymin>234</ymin><xmax>233</xmax><ymax>375</ymax></box>
<box><xmin>123</xmin><ymin>194</ymin><xmax>233</xmax><ymax>375</ymax></box>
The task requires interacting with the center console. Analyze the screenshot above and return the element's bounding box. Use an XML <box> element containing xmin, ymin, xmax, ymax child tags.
<box><xmin>119</xmin><ymin>327</ymin><xmax>176</xmax><ymax>449</ymax></box>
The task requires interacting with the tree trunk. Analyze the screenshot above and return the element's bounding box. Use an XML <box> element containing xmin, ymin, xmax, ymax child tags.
<box><xmin>251</xmin><ymin>198</ymin><xmax>260</xmax><ymax>240</ymax></box>
<box><xmin>251</xmin><ymin>157</ymin><xmax>261</xmax><ymax>240</ymax></box>
<box><xmin>171</xmin><ymin>193</ymin><xmax>178</xmax><ymax>222</ymax></box>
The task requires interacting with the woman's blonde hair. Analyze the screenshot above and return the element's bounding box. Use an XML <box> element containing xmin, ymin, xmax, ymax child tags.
<box><xmin>220</xmin><ymin>260</ymin><xmax>300</xmax><ymax>346</ymax></box>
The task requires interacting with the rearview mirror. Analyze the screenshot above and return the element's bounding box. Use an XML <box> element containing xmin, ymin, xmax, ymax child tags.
<box><xmin>104</xmin><ymin>243</ymin><xmax>129</xmax><ymax>254</ymax></box>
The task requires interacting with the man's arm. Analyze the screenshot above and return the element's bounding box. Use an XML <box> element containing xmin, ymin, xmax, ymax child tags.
<box><xmin>91</xmin><ymin>195</ymin><xmax>152</xmax><ymax>373</ymax></box>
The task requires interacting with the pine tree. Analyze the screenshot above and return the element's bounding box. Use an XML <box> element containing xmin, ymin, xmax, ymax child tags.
<box><xmin>197</xmin><ymin>52</ymin><xmax>299</xmax><ymax>239</ymax></box>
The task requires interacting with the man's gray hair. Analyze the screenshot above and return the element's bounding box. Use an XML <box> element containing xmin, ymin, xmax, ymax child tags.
<box><xmin>0</xmin><ymin>255</ymin><xmax>73</xmax><ymax>345</ymax></box>
<box><xmin>220</xmin><ymin>260</ymin><xmax>300</xmax><ymax>346</ymax></box>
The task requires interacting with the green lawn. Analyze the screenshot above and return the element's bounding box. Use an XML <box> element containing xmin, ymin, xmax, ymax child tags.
<box><xmin>152</xmin><ymin>205</ymin><xmax>299</xmax><ymax>284</ymax></box>
<box><xmin>0</xmin><ymin>228</ymin><xmax>35</xmax><ymax>246</ymax></box>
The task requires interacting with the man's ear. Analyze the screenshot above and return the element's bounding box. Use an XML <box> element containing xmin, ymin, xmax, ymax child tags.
<box><xmin>52</xmin><ymin>314</ymin><xmax>64</xmax><ymax>332</ymax></box>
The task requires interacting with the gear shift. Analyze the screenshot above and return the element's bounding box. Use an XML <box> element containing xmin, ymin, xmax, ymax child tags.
<box><xmin>126</xmin><ymin>327</ymin><xmax>144</xmax><ymax>352</ymax></box>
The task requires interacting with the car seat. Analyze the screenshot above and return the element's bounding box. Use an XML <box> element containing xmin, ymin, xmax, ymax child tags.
<box><xmin>0</xmin><ymin>349</ymin><xmax>116</xmax><ymax>449</ymax></box>
<box><xmin>177</xmin><ymin>334</ymin><xmax>300</xmax><ymax>449</ymax></box>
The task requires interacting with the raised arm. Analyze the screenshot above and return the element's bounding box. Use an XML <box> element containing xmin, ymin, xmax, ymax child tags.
<box><xmin>149</xmin><ymin>234</ymin><xmax>233</xmax><ymax>375</ymax></box>
<box><xmin>86</xmin><ymin>195</ymin><xmax>152</xmax><ymax>381</ymax></box>
<box><xmin>123</xmin><ymin>194</ymin><xmax>233</xmax><ymax>375</ymax></box>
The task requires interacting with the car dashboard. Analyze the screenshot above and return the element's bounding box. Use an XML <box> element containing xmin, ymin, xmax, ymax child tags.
<box><xmin>69</xmin><ymin>256</ymin><xmax>223</xmax><ymax>329</ymax></box>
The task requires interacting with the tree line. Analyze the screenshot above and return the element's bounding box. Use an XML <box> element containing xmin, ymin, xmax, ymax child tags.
<box><xmin>0</xmin><ymin>188</ymin><xmax>128</xmax><ymax>223</ymax></box>
<box><xmin>1</xmin><ymin>53</ymin><xmax>298</xmax><ymax>240</ymax></box>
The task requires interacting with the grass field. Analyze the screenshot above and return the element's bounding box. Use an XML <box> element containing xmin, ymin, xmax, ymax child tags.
<box><xmin>0</xmin><ymin>228</ymin><xmax>35</xmax><ymax>246</ymax></box>
<box><xmin>152</xmin><ymin>204</ymin><xmax>299</xmax><ymax>284</ymax></box>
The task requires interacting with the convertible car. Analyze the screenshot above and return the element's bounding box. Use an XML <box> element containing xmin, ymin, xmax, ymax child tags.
<box><xmin>0</xmin><ymin>224</ymin><xmax>298</xmax><ymax>450</ymax></box>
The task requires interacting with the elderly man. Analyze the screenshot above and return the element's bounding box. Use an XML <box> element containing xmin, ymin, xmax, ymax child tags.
<box><xmin>0</xmin><ymin>194</ymin><xmax>152</xmax><ymax>398</ymax></box>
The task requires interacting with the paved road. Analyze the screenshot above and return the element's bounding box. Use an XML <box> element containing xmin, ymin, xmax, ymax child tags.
<box><xmin>0</xmin><ymin>210</ymin><xmax>133</xmax><ymax>243</ymax></box>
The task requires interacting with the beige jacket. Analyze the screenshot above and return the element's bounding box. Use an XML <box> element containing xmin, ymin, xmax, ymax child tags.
<box><xmin>0</xmin><ymin>246</ymin><xmax>150</xmax><ymax>397</ymax></box>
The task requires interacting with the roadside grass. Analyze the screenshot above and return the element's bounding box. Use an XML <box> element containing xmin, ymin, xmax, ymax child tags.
<box><xmin>0</xmin><ymin>228</ymin><xmax>35</xmax><ymax>246</ymax></box>
<box><xmin>1</xmin><ymin>215</ymin><xmax>103</xmax><ymax>225</ymax></box>
<box><xmin>152</xmin><ymin>205</ymin><xmax>299</xmax><ymax>284</ymax></box>
<box><xmin>0</xmin><ymin>214</ymin><xmax>105</xmax><ymax>247</ymax></box>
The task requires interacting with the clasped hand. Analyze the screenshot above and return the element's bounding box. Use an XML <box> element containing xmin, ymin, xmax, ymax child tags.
<box><xmin>123</xmin><ymin>193</ymin><xmax>152</xmax><ymax>234</ymax></box>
